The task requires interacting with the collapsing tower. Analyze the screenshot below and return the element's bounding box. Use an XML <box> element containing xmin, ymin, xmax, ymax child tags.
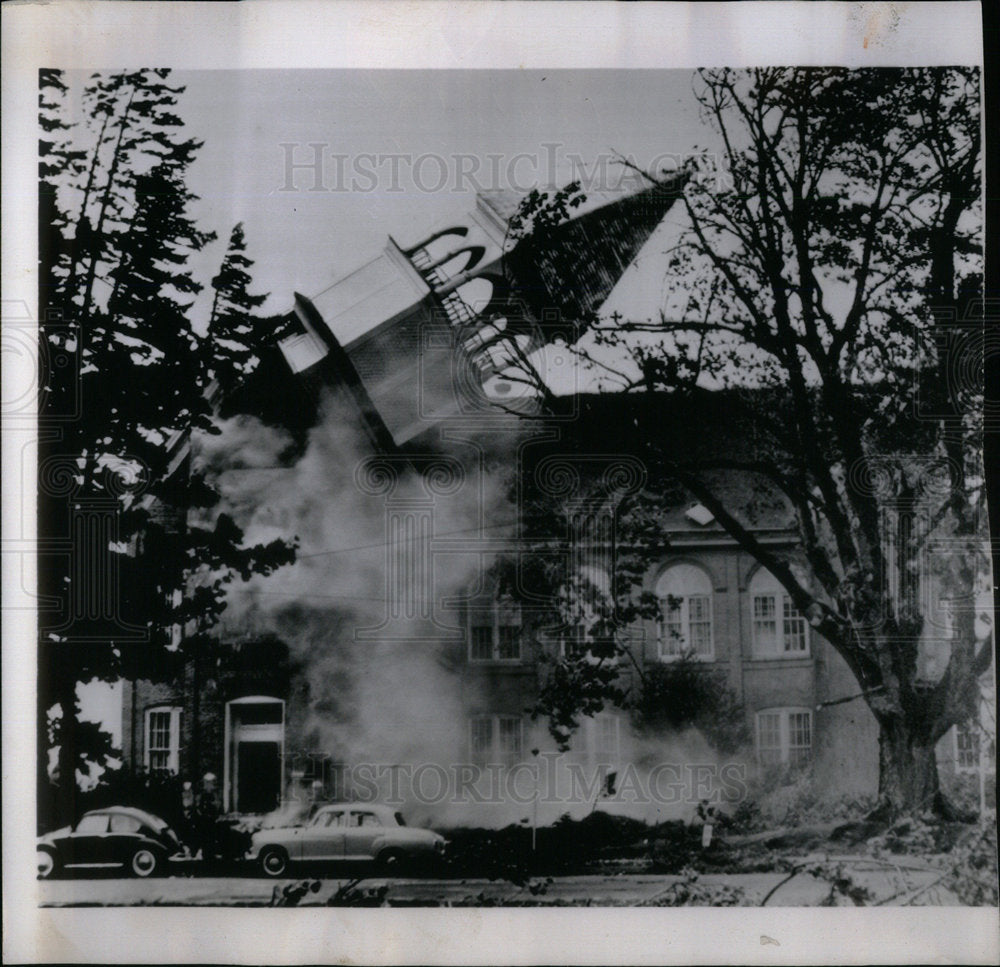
<box><xmin>275</xmin><ymin>170</ymin><xmax>687</xmax><ymax>449</ymax></box>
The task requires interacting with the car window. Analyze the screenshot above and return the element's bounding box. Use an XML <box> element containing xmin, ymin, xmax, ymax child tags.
<box><xmin>351</xmin><ymin>812</ymin><xmax>381</xmax><ymax>827</ymax></box>
<box><xmin>75</xmin><ymin>814</ymin><xmax>109</xmax><ymax>834</ymax></box>
<box><xmin>320</xmin><ymin>811</ymin><xmax>345</xmax><ymax>828</ymax></box>
<box><xmin>394</xmin><ymin>812</ymin><xmax>406</xmax><ymax>827</ymax></box>
<box><xmin>109</xmin><ymin>814</ymin><xmax>143</xmax><ymax>834</ymax></box>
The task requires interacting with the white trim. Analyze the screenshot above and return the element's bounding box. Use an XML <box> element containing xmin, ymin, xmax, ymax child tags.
<box><xmin>755</xmin><ymin>707</ymin><xmax>812</xmax><ymax>768</ymax></box>
<box><xmin>223</xmin><ymin>697</ymin><xmax>285</xmax><ymax>813</ymax></box>
<box><xmin>749</xmin><ymin>569</ymin><xmax>810</xmax><ymax>658</ymax></box>
<box><xmin>467</xmin><ymin>595</ymin><xmax>522</xmax><ymax>663</ymax></box>
<box><xmin>144</xmin><ymin>706</ymin><xmax>181</xmax><ymax>775</ymax></box>
<box><xmin>468</xmin><ymin>713</ymin><xmax>524</xmax><ymax>764</ymax></box>
<box><xmin>655</xmin><ymin>563</ymin><xmax>714</xmax><ymax>661</ymax></box>
<box><xmin>953</xmin><ymin>722</ymin><xmax>981</xmax><ymax>774</ymax></box>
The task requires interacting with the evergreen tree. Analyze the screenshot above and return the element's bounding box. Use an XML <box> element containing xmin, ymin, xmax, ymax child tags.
<box><xmin>37</xmin><ymin>70</ymin><xmax>297</xmax><ymax>828</ymax></box>
<box><xmin>207</xmin><ymin>222</ymin><xmax>270</xmax><ymax>392</ymax></box>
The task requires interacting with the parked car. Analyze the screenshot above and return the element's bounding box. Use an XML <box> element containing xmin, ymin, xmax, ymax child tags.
<box><xmin>248</xmin><ymin>803</ymin><xmax>446</xmax><ymax>877</ymax></box>
<box><xmin>37</xmin><ymin>806</ymin><xmax>184</xmax><ymax>879</ymax></box>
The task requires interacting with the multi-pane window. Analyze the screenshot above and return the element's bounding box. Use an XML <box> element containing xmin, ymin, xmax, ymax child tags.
<box><xmin>560</xmin><ymin>624</ymin><xmax>589</xmax><ymax>659</ymax></box>
<box><xmin>955</xmin><ymin>722</ymin><xmax>981</xmax><ymax>772</ymax></box>
<box><xmin>750</xmin><ymin>569</ymin><xmax>809</xmax><ymax>657</ymax></box>
<box><xmin>756</xmin><ymin>708</ymin><xmax>812</xmax><ymax>769</ymax></box>
<box><xmin>469</xmin><ymin>715</ymin><xmax>523</xmax><ymax>765</ymax></box>
<box><xmin>468</xmin><ymin>596</ymin><xmax>522</xmax><ymax>662</ymax></box>
<box><xmin>470</xmin><ymin>716</ymin><xmax>493</xmax><ymax>760</ymax></box>
<box><xmin>756</xmin><ymin>712</ymin><xmax>783</xmax><ymax>766</ymax></box>
<box><xmin>145</xmin><ymin>706</ymin><xmax>181</xmax><ymax>774</ymax></box>
<box><xmin>787</xmin><ymin>711</ymin><xmax>812</xmax><ymax>766</ymax></box>
<box><xmin>655</xmin><ymin>564</ymin><xmax>714</xmax><ymax>660</ymax></box>
<box><xmin>469</xmin><ymin>626</ymin><xmax>494</xmax><ymax>662</ymax></box>
<box><xmin>498</xmin><ymin>716</ymin><xmax>523</xmax><ymax>763</ymax></box>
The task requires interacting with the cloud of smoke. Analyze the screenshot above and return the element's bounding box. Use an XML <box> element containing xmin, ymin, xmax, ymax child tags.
<box><xmin>193</xmin><ymin>394</ymin><xmax>747</xmax><ymax>828</ymax></box>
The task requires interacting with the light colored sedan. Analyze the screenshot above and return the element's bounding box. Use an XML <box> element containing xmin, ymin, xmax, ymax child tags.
<box><xmin>248</xmin><ymin>803</ymin><xmax>446</xmax><ymax>877</ymax></box>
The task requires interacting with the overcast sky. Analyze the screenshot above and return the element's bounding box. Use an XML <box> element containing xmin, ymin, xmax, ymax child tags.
<box><xmin>71</xmin><ymin>69</ymin><xmax>713</xmax><ymax>323</ymax></box>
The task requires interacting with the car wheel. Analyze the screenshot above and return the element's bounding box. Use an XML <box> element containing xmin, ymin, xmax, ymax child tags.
<box><xmin>376</xmin><ymin>848</ymin><xmax>409</xmax><ymax>875</ymax></box>
<box><xmin>130</xmin><ymin>847</ymin><xmax>160</xmax><ymax>878</ymax></box>
<box><xmin>259</xmin><ymin>847</ymin><xmax>289</xmax><ymax>878</ymax></box>
<box><xmin>37</xmin><ymin>848</ymin><xmax>57</xmax><ymax>879</ymax></box>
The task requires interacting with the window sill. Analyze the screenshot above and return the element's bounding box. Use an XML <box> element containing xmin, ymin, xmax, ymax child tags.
<box><xmin>745</xmin><ymin>654</ymin><xmax>812</xmax><ymax>665</ymax></box>
<box><xmin>655</xmin><ymin>654</ymin><xmax>716</xmax><ymax>664</ymax></box>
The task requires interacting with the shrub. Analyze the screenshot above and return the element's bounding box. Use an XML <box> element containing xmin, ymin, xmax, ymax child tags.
<box><xmin>632</xmin><ymin>655</ymin><xmax>751</xmax><ymax>754</ymax></box>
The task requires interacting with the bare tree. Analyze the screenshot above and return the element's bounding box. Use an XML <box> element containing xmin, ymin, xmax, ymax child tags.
<box><xmin>534</xmin><ymin>68</ymin><xmax>988</xmax><ymax>819</ymax></box>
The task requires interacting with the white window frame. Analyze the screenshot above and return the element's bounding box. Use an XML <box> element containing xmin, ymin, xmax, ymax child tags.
<box><xmin>755</xmin><ymin>707</ymin><xmax>812</xmax><ymax>769</ymax></box>
<box><xmin>749</xmin><ymin>569</ymin><xmax>810</xmax><ymax>658</ymax></box>
<box><xmin>467</xmin><ymin>595</ymin><xmax>522</xmax><ymax>663</ymax></box>
<box><xmin>144</xmin><ymin>705</ymin><xmax>182</xmax><ymax>775</ymax></box>
<box><xmin>953</xmin><ymin>721</ymin><xmax>981</xmax><ymax>773</ymax></box>
<box><xmin>468</xmin><ymin>714</ymin><xmax>524</xmax><ymax>765</ymax></box>
<box><xmin>655</xmin><ymin>563</ymin><xmax>714</xmax><ymax>661</ymax></box>
<box><xmin>557</xmin><ymin>622</ymin><xmax>619</xmax><ymax>665</ymax></box>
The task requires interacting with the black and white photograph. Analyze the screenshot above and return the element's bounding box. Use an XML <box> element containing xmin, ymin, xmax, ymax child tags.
<box><xmin>2</xmin><ymin>1</ymin><xmax>997</xmax><ymax>963</ymax></box>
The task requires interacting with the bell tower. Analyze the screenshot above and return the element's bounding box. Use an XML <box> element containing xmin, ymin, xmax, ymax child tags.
<box><xmin>278</xmin><ymin>170</ymin><xmax>687</xmax><ymax>447</ymax></box>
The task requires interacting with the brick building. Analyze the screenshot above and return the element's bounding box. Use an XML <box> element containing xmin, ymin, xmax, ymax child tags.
<box><xmin>119</xmin><ymin>174</ymin><xmax>990</xmax><ymax>820</ymax></box>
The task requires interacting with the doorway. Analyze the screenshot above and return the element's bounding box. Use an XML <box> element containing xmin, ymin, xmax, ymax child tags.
<box><xmin>225</xmin><ymin>697</ymin><xmax>284</xmax><ymax>814</ymax></box>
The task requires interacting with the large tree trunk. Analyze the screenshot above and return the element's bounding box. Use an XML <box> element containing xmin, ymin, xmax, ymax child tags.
<box><xmin>876</xmin><ymin>717</ymin><xmax>941</xmax><ymax>816</ymax></box>
<box><xmin>874</xmin><ymin>715</ymin><xmax>973</xmax><ymax>822</ymax></box>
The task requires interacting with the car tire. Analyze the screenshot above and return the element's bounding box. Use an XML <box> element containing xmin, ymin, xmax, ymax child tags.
<box><xmin>259</xmin><ymin>847</ymin><xmax>289</xmax><ymax>878</ymax></box>
<box><xmin>376</xmin><ymin>848</ymin><xmax>409</xmax><ymax>875</ymax></box>
<box><xmin>130</xmin><ymin>847</ymin><xmax>160</xmax><ymax>878</ymax></box>
<box><xmin>37</xmin><ymin>848</ymin><xmax>57</xmax><ymax>879</ymax></box>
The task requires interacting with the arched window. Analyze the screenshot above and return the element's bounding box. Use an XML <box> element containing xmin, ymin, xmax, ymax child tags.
<box><xmin>749</xmin><ymin>568</ymin><xmax>809</xmax><ymax>657</ymax></box>
<box><xmin>655</xmin><ymin>563</ymin><xmax>714</xmax><ymax>660</ymax></box>
<box><xmin>756</xmin><ymin>707</ymin><xmax>812</xmax><ymax>767</ymax></box>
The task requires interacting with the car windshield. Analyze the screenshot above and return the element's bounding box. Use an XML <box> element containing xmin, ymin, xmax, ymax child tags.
<box><xmin>394</xmin><ymin>812</ymin><xmax>406</xmax><ymax>826</ymax></box>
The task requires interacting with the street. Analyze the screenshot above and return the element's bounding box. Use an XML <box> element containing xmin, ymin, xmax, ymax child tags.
<box><xmin>37</xmin><ymin>866</ymin><xmax>957</xmax><ymax>907</ymax></box>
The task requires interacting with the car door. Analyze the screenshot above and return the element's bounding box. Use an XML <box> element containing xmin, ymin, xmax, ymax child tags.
<box><xmin>299</xmin><ymin>809</ymin><xmax>347</xmax><ymax>861</ymax></box>
<box><xmin>343</xmin><ymin>810</ymin><xmax>384</xmax><ymax>860</ymax></box>
<box><xmin>107</xmin><ymin>812</ymin><xmax>145</xmax><ymax>866</ymax></box>
<box><xmin>65</xmin><ymin>813</ymin><xmax>111</xmax><ymax>866</ymax></box>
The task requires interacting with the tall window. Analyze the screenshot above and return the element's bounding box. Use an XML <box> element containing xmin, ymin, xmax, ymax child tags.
<box><xmin>468</xmin><ymin>595</ymin><xmax>522</xmax><ymax>662</ymax></box>
<box><xmin>469</xmin><ymin>715</ymin><xmax>523</xmax><ymax>765</ymax></box>
<box><xmin>750</xmin><ymin>569</ymin><xmax>809</xmax><ymax>657</ymax></box>
<box><xmin>556</xmin><ymin>566</ymin><xmax>616</xmax><ymax>663</ymax></box>
<box><xmin>954</xmin><ymin>721</ymin><xmax>981</xmax><ymax>772</ymax></box>
<box><xmin>655</xmin><ymin>563</ymin><xmax>714</xmax><ymax>660</ymax></box>
<box><xmin>756</xmin><ymin>708</ymin><xmax>812</xmax><ymax>768</ymax></box>
<box><xmin>145</xmin><ymin>706</ymin><xmax>181</xmax><ymax>774</ymax></box>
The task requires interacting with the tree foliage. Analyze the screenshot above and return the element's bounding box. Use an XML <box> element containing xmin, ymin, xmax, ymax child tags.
<box><xmin>37</xmin><ymin>69</ymin><xmax>297</xmax><ymax>825</ymax></box>
<box><xmin>632</xmin><ymin>655</ymin><xmax>751</xmax><ymax>755</ymax></box>
<box><xmin>517</xmin><ymin>68</ymin><xmax>988</xmax><ymax>818</ymax></box>
<box><xmin>207</xmin><ymin>222</ymin><xmax>271</xmax><ymax>392</ymax></box>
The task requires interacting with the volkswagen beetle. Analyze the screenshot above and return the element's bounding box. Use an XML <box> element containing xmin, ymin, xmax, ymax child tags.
<box><xmin>37</xmin><ymin>806</ymin><xmax>183</xmax><ymax>878</ymax></box>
